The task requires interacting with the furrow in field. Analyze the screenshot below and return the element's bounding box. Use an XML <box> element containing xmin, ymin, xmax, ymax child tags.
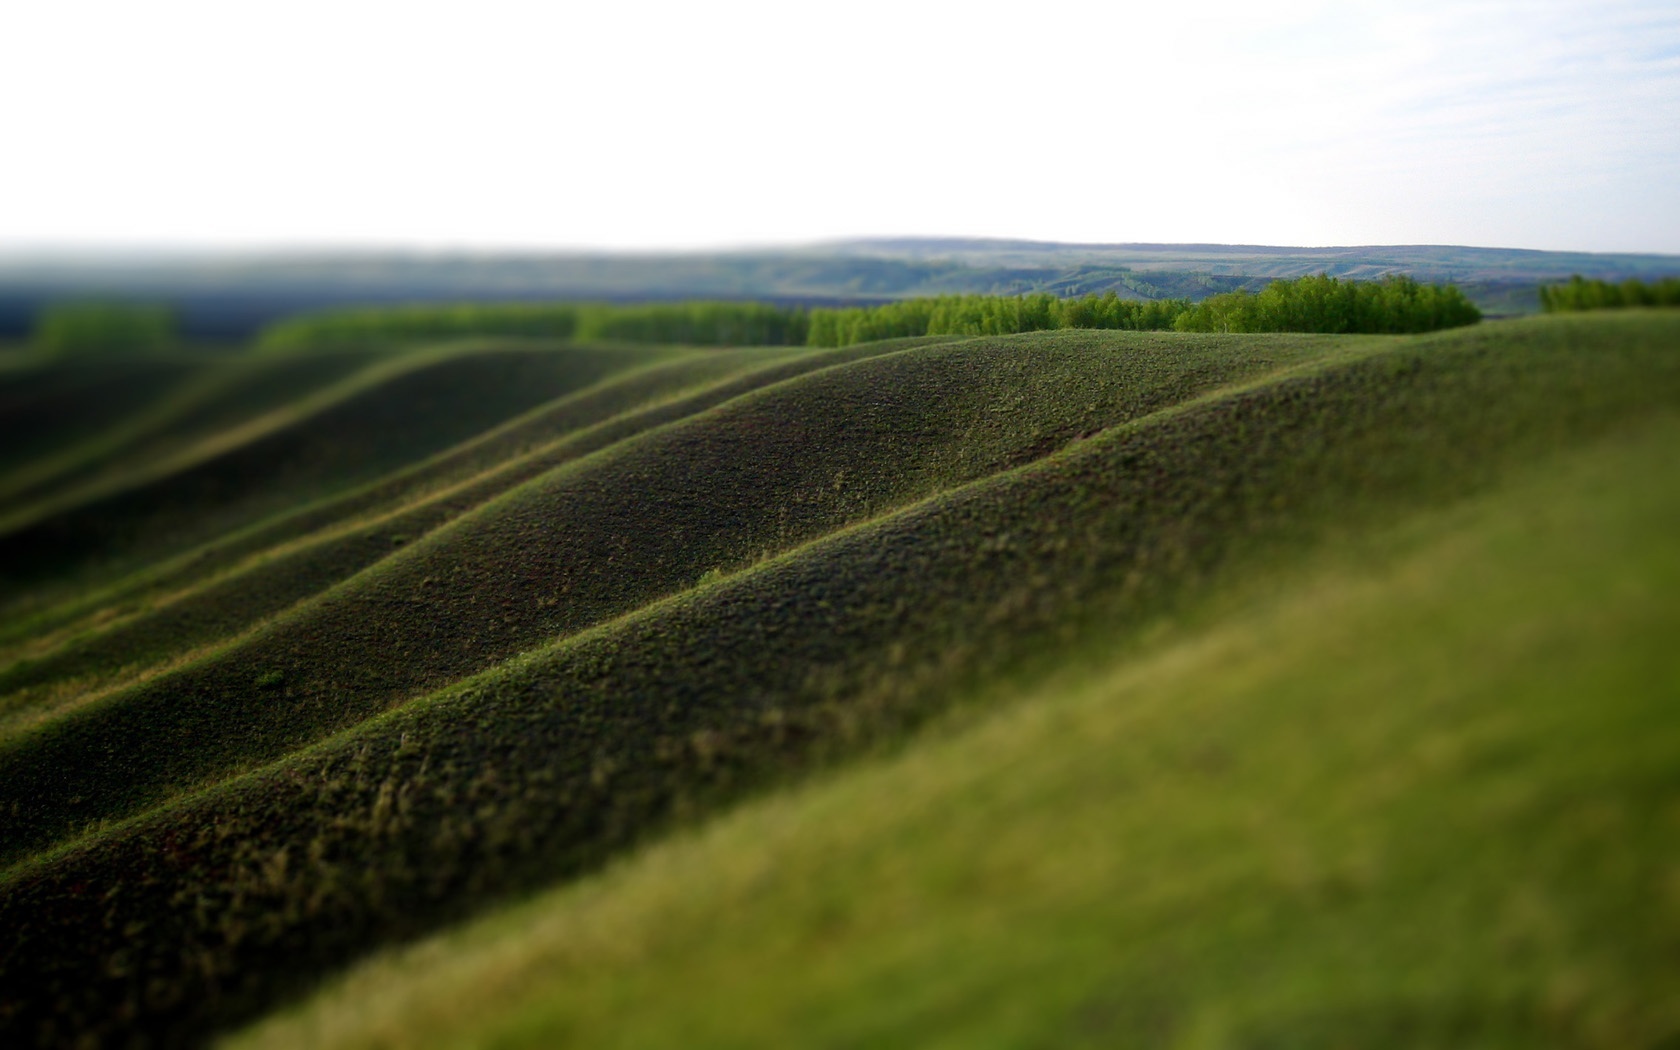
<box><xmin>0</xmin><ymin>343</ymin><xmax>659</xmax><ymax>608</ymax></box>
<box><xmin>0</xmin><ymin>343</ymin><xmax>923</xmax><ymax>731</ymax></box>
<box><xmin>0</xmin><ymin>358</ymin><xmax>211</xmax><ymax>487</ymax></box>
<box><xmin>0</xmin><ymin>343</ymin><xmax>918</xmax><ymax>653</ymax></box>
<box><xmin>0</xmin><ymin>330</ymin><xmax>1334</xmax><ymax>867</ymax></box>
<box><xmin>0</xmin><ymin>349</ymin><xmax>387</xmax><ymax>511</ymax></box>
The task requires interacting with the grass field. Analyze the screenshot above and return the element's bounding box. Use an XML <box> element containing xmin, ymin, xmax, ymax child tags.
<box><xmin>236</xmin><ymin>404</ymin><xmax>1680</xmax><ymax>1050</ymax></box>
<box><xmin>0</xmin><ymin>312</ymin><xmax>1675</xmax><ymax>1047</ymax></box>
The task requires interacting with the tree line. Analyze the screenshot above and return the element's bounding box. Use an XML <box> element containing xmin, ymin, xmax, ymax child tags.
<box><xmin>253</xmin><ymin>276</ymin><xmax>1482</xmax><ymax>353</ymax></box>
<box><xmin>810</xmin><ymin>277</ymin><xmax>1478</xmax><ymax>342</ymax></box>
<box><xmin>258</xmin><ymin>302</ymin><xmax>809</xmax><ymax>352</ymax></box>
<box><xmin>28</xmin><ymin>302</ymin><xmax>178</xmax><ymax>357</ymax></box>
<box><xmin>1538</xmin><ymin>275</ymin><xmax>1680</xmax><ymax>312</ymax></box>
<box><xmin>804</xmin><ymin>293</ymin><xmax>1191</xmax><ymax>346</ymax></box>
<box><xmin>1170</xmin><ymin>274</ymin><xmax>1481</xmax><ymax>334</ymax></box>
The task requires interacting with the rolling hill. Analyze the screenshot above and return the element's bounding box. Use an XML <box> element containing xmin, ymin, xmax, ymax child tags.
<box><xmin>0</xmin><ymin>312</ymin><xmax>1675</xmax><ymax>1047</ymax></box>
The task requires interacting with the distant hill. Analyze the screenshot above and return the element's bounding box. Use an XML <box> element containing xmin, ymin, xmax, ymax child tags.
<box><xmin>2</xmin><ymin>239</ymin><xmax>1676</xmax><ymax>339</ymax></box>
<box><xmin>822</xmin><ymin>237</ymin><xmax>1680</xmax><ymax>280</ymax></box>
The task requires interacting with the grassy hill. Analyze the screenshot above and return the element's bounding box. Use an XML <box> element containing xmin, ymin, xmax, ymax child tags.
<box><xmin>0</xmin><ymin>341</ymin><xmax>686</xmax><ymax>602</ymax></box>
<box><xmin>236</xmin><ymin>406</ymin><xmax>1680</xmax><ymax>1050</ymax></box>
<box><xmin>0</xmin><ymin>312</ymin><xmax>1674</xmax><ymax>1047</ymax></box>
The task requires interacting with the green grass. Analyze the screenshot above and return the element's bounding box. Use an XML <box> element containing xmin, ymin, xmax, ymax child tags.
<box><xmin>0</xmin><ymin>342</ymin><xmax>923</xmax><ymax>735</ymax></box>
<box><xmin>0</xmin><ymin>340</ymin><xmax>678</xmax><ymax>611</ymax></box>
<box><xmin>0</xmin><ymin>347</ymin><xmax>385</xmax><ymax>509</ymax></box>
<box><xmin>0</xmin><ymin>312</ymin><xmax>1674</xmax><ymax>1046</ymax></box>
<box><xmin>233</xmin><ymin>408</ymin><xmax>1680</xmax><ymax>1049</ymax></box>
<box><xmin>0</xmin><ymin>355</ymin><xmax>211</xmax><ymax>484</ymax></box>
<box><xmin>0</xmin><ymin>328</ymin><xmax>1337</xmax><ymax>869</ymax></box>
<box><xmin>0</xmin><ymin>343</ymin><xmax>749</xmax><ymax>651</ymax></box>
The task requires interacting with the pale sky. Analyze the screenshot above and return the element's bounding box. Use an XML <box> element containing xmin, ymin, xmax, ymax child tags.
<box><xmin>3</xmin><ymin>0</ymin><xmax>1677</xmax><ymax>254</ymax></box>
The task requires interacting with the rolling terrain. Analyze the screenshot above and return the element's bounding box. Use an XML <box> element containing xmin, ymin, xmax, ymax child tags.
<box><xmin>0</xmin><ymin>312</ymin><xmax>1676</xmax><ymax>1046</ymax></box>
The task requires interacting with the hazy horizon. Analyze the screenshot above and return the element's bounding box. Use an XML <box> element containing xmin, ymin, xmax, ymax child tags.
<box><xmin>4</xmin><ymin>235</ymin><xmax>1680</xmax><ymax>265</ymax></box>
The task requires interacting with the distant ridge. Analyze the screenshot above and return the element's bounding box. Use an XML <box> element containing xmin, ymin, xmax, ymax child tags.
<box><xmin>821</xmin><ymin>236</ymin><xmax>1680</xmax><ymax>275</ymax></box>
<box><xmin>2</xmin><ymin>238</ymin><xmax>1677</xmax><ymax>338</ymax></box>
<box><xmin>828</xmin><ymin>236</ymin><xmax>1623</xmax><ymax>254</ymax></box>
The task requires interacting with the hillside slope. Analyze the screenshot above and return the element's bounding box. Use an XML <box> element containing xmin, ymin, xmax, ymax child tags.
<box><xmin>240</xmin><ymin>405</ymin><xmax>1680</xmax><ymax>1050</ymax></box>
<box><xmin>0</xmin><ymin>343</ymin><xmax>824</xmax><ymax>655</ymax></box>
<box><xmin>0</xmin><ymin>341</ymin><xmax>678</xmax><ymax>605</ymax></box>
<box><xmin>0</xmin><ymin>349</ymin><xmax>385</xmax><ymax>511</ymax></box>
<box><xmin>0</xmin><ymin>313</ymin><xmax>1674</xmax><ymax>1046</ymax></box>
<box><xmin>0</xmin><ymin>330</ymin><xmax>1337</xmax><ymax>866</ymax></box>
<box><xmin>0</xmin><ymin>343</ymin><xmax>888</xmax><ymax>729</ymax></box>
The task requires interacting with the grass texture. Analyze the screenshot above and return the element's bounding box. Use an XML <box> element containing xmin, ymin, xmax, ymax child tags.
<box><xmin>0</xmin><ymin>312</ymin><xmax>1674</xmax><ymax>1047</ymax></box>
<box><xmin>236</xmin><ymin>407</ymin><xmax>1680</xmax><ymax>1050</ymax></box>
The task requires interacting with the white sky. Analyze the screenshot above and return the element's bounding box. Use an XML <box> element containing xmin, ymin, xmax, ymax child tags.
<box><xmin>3</xmin><ymin>0</ymin><xmax>1677</xmax><ymax>253</ymax></box>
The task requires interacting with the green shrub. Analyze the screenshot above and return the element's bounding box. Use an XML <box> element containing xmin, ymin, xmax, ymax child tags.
<box><xmin>1539</xmin><ymin>275</ymin><xmax>1680</xmax><ymax>312</ymax></box>
<box><xmin>1172</xmin><ymin>274</ymin><xmax>1481</xmax><ymax>334</ymax></box>
<box><xmin>258</xmin><ymin>303</ymin><xmax>583</xmax><ymax>351</ymax></box>
<box><xmin>806</xmin><ymin>293</ymin><xmax>1195</xmax><ymax>347</ymax></box>
<box><xmin>32</xmin><ymin>301</ymin><xmax>177</xmax><ymax>357</ymax></box>
<box><xmin>259</xmin><ymin>302</ymin><xmax>809</xmax><ymax>352</ymax></box>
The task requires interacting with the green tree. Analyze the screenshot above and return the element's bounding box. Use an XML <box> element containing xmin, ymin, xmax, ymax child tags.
<box><xmin>32</xmin><ymin>301</ymin><xmax>178</xmax><ymax>357</ymax></box>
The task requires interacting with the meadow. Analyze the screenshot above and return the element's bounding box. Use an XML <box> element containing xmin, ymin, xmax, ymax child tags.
<box><xmin>0</xmin><ymin>302</ymin><xmax>1675</xmax><ymax>1047</ymax></box>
